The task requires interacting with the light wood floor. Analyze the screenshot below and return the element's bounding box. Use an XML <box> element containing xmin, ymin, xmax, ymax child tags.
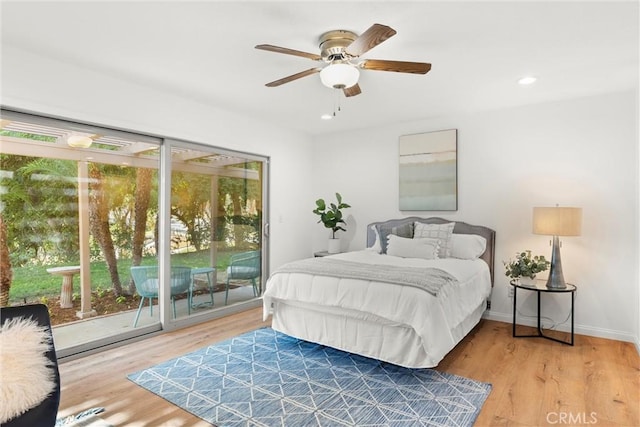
<box><xmin>57</xmin><ymin>308</ymin><xmax>639</xmax><ymax>426</ymax></box>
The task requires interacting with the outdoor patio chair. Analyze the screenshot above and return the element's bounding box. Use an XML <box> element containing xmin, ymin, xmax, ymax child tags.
<box><xmin>130</xmin><ymin>265</ymin><xmax>192</xmax><ymax>327</ymax></box>
<box><xmin>225</xmin><ymin>250</ymin><xmax>260</xmax><ymax>305</ymax></box>
<box><xmin>1</xmin><ymin>304</ymin><xmax>60</xmax><ymax>427</ymax></box>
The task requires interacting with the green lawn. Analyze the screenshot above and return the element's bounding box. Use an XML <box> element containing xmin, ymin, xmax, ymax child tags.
<box><xmin>9</xmin><ymin>250</ymin><xmax>238</xmax><ymax>303</ymax></box>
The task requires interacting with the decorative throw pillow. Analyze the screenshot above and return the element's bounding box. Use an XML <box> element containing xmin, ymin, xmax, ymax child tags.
<box><xmin>376</xmin><ymin>222</ymin><xmax>414</xmax><ymax>254</ymax></box>
<box><xmin>450</xmin><ymin>234</ymin><xmax>487</xmax><ymax>260</ymax></box>
<box><xmin>366</xmin><ymin>225</ymin><xmax>382</xmax><ymax>253</ymax></box>
<box><xmin>0</xmin><ymin>317</ymin><xmax>56</xmax><ymax>424</ymax></box>
<box><xmin>386</xmin><ymin>234</ymin><xmax>440</xmax><ymax>259</ymax></box>
<box><xmin>413</xmin><ymin>222</ymin><xmax>455</xmax><ymax>258</ymax></box>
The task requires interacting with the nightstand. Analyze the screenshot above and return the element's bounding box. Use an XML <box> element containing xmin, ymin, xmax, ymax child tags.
<box><xmin>510</xmin><ymin>279</ymin><xmax>576</xmax><ymax>346</ymax></box>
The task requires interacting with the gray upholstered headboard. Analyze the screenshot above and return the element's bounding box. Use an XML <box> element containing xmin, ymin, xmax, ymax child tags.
<box><xmin>366</xmin><ymin>217</ymin><xmax>496</xmax><ymax>285</ymax></box>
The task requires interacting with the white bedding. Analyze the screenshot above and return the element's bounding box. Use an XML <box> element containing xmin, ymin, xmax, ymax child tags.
<box><xmin>263</xmin><ymin>250</ymin><xmax>492</xmax><ymax>368</ymax></box>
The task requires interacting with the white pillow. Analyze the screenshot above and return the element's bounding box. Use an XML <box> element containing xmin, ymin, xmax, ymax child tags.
<box><xmin>450</xmin><ymin>234</ymin><xmax>487</xmax><ymax>259</ymax></box>
<box><xmin>0</xmin><ymin>317</ymin><xmax>56</xmax><ymax>423</ymax></box>
<box><xmin>413</xmin><ymin>222</ymin><xmax>455</xmax><ymax>258</ymax></box>
<box><xmin>376</xmin><ymin>222</ymin><xmax>414</xmax><ymax>254</ymax></box>
<box><xmin>386</xmin><ymin>234</ymin><xmax>440</xmax><ymax>259</ymax></box>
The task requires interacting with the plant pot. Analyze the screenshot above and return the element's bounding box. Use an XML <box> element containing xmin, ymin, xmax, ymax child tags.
<box><xmin>327</xmin><ymin>238</ymin><xmax>341</xmax><ymax>254</ymax></box>
<box><xmin>517</xmin><ymin>276</ymin><xmax>536</xmax><ymax>286</ymax></box>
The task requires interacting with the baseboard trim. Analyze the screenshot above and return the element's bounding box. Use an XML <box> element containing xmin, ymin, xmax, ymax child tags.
<box><xmin>483</xmin><ymin>310</ymin><xmax>637</xmax><ymax>345</ymax></box>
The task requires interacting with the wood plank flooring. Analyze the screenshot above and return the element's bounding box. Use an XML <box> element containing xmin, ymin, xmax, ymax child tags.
<box><xmin>57</xmin><ymin>308</ymin><xmax>639</xmax><ymax>426</ymax></box>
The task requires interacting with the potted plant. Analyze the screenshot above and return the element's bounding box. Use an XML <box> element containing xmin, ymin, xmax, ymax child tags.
<box><xmin>504</xmin><ymin>250</ymin><xmax>550</xmax><ymax>285</ymax></box>
<box><xmin>313</xmin><ymin>192</ymin><xmax>351</xmax><ymax>254</ymax></box>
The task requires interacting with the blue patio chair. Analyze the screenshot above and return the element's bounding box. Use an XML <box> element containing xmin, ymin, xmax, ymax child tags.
<box><xmin>225</xmin><ymin>250</ymin><xmax>261</xmax><ymax>305</ymax></box>
<box><xmin>130</xmin><ymin>265</ymin><xmax>192</xmax><ymax>327</ymax></box>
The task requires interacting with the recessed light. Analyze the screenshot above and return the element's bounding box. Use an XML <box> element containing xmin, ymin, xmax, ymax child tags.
<box><xmin>518</xmin><ymin>76</ymin><xmax>537</xmax><ymax>85</ymax></box>
<box><xmin>320</xmin><ymin>114</ymin><xmax>333</xmax><ymax>120</ymax></box>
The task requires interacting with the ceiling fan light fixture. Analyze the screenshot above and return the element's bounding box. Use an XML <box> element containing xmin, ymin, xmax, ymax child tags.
<box><xmin>65</xmin><ymin>132</ymin><xmax>93</xmax><ymax>148</ymax></box>
<box><xmin>257</xmin><ymin>23</ymin><xmax>430</xmax><ymax>98</ymax></box>
<box><xmin>320</xmin><ymin>63</ymin><xmax>360</xmax><ymax>89</ymax></box>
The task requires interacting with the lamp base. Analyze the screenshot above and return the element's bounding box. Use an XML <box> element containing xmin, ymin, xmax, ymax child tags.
<box><xmin>545</xmin><ymin>235</ymin><xmax>567</xmax><ymax>289</ymax></box>
<box><xmin>546</xmin><ymin>280</ymin><xmax>567</xmax><ymax>290</ymax></box>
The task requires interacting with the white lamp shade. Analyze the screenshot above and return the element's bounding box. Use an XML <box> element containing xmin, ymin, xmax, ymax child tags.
<box><xmin>320</xmin><ymin>63</ymin><xmax>360</xmax><ymax>89</ymax></box>
<box><xmin>532</xmin><ymin>206</ymin><xmax>582</xmax><ymax>236</ymax></box>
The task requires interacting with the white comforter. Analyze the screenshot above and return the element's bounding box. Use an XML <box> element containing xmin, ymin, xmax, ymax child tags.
<box><xmin>263</xmin><ymin>250</ymin><xmax>492</xmax><ymax>367</ymax></box>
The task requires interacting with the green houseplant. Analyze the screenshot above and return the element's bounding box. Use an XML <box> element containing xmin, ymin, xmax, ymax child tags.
<box><xmin>313</xmin><ymin>193</ymin><xmax>351</xmax><ymax>253</ymax></box>
<box><xmin>504</xmin><ymin>250</ymin><xmax>550</xmax><ymax>281</ymax></box>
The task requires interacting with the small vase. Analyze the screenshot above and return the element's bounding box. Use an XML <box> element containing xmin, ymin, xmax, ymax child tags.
<box><xmin>327</xmin><ymin>238</ymin><xmax>341</xmax><ymax>254</ymax></box>
<box><xmin>518</xmin><ymin>276</ymin><xmax>536</xmax><ymax>286</ymax></box>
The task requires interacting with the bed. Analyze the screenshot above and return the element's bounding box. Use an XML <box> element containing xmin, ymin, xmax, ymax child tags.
<box><xmin>262</xmin><ymin>217</ymin><xmax>495</xmax><ymax>368</ymax></box>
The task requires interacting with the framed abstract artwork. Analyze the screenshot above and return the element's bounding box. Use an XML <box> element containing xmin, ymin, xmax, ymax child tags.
<box><xmin>399</xmin><ymin>129</ymin><xmax>457</xmax><ymax>211</ymax></box>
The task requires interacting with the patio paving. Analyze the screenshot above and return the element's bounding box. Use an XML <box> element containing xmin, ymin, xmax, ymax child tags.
<box><xmin>52</xmin><ymin>285</ymin><xmax>258</xmax><ymax>352</ymax></box>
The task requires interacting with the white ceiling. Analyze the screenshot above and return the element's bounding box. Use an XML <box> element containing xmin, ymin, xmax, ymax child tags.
<box><xmin>1</xmin><ymin>1</ymin><xmax>638</xmax><ymax>136</ymax></box>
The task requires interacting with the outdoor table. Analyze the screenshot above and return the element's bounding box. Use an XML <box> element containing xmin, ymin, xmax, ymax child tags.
<box><xmin>191</xmin><ymin>267</ymin><xmax>217</xmax><ymax>308</ymax></box>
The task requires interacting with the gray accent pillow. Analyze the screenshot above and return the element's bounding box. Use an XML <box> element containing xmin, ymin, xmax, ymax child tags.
<box><xmin>377</xmin><ymin>222</ymin><xmax>414</xmax><ymax>254</ymax></box>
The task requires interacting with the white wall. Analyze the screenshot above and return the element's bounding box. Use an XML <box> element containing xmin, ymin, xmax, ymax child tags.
<box><xmin>1</xmin><ymin>46</ymin><xmax>315</xmax><ymax>272</ymax></box>
<box><xmin>312</xmin><ymin>90</ymin><xmax>639</xmax><ymax>345</ymax></box>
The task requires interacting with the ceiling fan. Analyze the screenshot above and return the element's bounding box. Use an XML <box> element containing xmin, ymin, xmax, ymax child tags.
<box><xmin>256</xmin><ymin>23</ymin><xmax>431</xmax><ymax>97</ymax></box>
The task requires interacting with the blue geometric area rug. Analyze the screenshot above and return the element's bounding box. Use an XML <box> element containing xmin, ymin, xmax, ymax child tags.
<box><xmin>128</xmin><ymin>328</ymin><xmax>491</xmax><ymax>426</ymax></box>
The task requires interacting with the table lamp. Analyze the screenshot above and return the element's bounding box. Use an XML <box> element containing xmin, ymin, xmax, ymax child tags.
<box><xmin>532</xmin><ymin>206</ymin><xmax>582</xmax><ymax>289</ymax></box>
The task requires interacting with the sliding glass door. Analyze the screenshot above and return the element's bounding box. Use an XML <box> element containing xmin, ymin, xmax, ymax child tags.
<box><xmin>0</xmin><ymin>109</ymin><xmax>268</xmax><ymax>356</ymax></box>
<box><xmin>162</xmin><ymin>139</ymin><xmax>266</xmax><ymax>326</ymax></box>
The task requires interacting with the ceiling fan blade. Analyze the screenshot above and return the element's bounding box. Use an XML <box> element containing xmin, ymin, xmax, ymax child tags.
<box><xmin>343</xmin><ymin>84</ymin><xmax>362</xmax><ymax>97</ymax></box>
<box><xmin>265</xmin><ymin>68</ymin><xmax>321</xmax><ymax>87</ymax></box>
<box><xmin>345</xmin><ymin>24</ymin><xmax>397</xmax><ymax>57</ymax></box>
<box><xmin>361</xmin><ymin>59</ymin><xmax>431</xmax><ymax>74</ymax></box>
<box><xmin>255</xmin><ymin>44</ymin><xmax>322</xmax><ymax>61</ymax></box>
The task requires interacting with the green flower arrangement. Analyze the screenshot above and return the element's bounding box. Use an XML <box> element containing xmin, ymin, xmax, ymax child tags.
<box><xmin>504</xmin><ymin>250</ymin><xmax>550</xmax><ymax>280</ymax></box>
